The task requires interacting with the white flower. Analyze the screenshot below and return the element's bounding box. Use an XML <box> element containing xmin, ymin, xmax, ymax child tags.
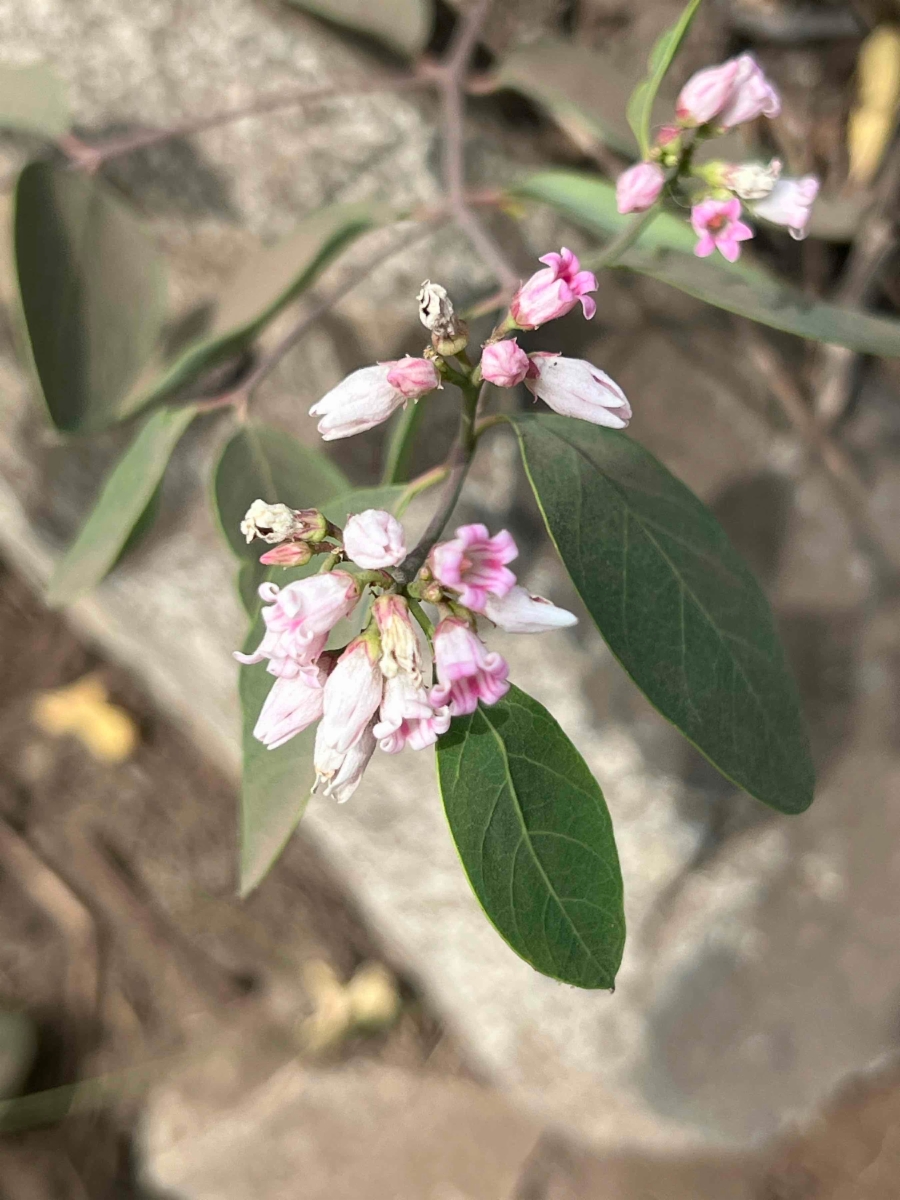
<box><xmin>313</xmin><ymin>637</ymin><xmax>383</xmax><ymax>792</ymax></box>
<box><xmin>484</xmin><ymin>586</ymin><xmax>578</xmax><ymax>634</ymax></box>
<box><xmin>343</xmin><ymin>510</ymin><xmax>406</xmax><ymax>570</ymax></box>
<box><xmin>373</xmin><ymin>674</ymin><xmax>450</xmax><ymax>754</ymax></box>
<box><xmin>240</xmin><ymin>500</ymin><xmax>297</xmax><ymax>545</ymax></box>
<box><xmin>525</xmin><ymin>353</ymin><xmax>632</xmax><ymax>428</ymax></box>
<box><xmin>725</xmin><ymin>159</ymin><xmax>782</xmax><ymax>200</ymax></box>
<box><xmin>309</xmin><ymin>360</ymin><xmax>438</xmax><ymax>442</ymax></box>
<box><xmin>316</xmin><ymin>722</ymin><xmax>377</xmax><ymax>803</ymax></box>
<box><xmin>752</xmin><ymin>176</ymin><xmax>819</xmax><ymax>240</ymax></box>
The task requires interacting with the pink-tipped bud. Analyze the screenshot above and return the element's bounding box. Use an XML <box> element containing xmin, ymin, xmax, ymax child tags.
<box><xmin>616</xmin><ymin>161</ymin><xmax>666</xmax><ymax>214</ymax></box>
<box><xmin>484</xmin><ymin>586</ymin><xmax>578</xmax><ymax>634</ymax></box>
<box><xmin>691</xmin><ymin>197</ymin><xmax>754</xmax><ymax>263</ymax></box>
<box><xmin>656</xmin><ymin>124</ymin><xmax>681</xmax><ymax>147</ymax></box>
<box><xmin>343</xmin><ymin>509</ymin><xmax>407</xmax><ymax>570</ymax></box>
<box><xmin>429</xmin><ymin>617</ymin><xmax>509</xmax><ymax>717</ymax></box>
<box><xmin>310</xmin><ymin>358</ymin><xmax>439</xmax><ymax>442</ymax></box>
<box><xmin>480</xmin><ymin>338</ymin><xmax>530</xmax><ymax>388</ymax></box>
<box><xmin>259</xmin><ymin>542</ymin><xmax>313</xmax><ymax>567</ymax></box>
<box><xmin>676</xmin><ymin>58</ymin><xmax>741</xmax><ymax>126</ymax></box>
<box><xmin>525</xmin><ymin>353</ymin><xmax>631</xmax><ymax>428</ymax></box>
<box><xmin>430</xmin><ymin>523</ymin><xmax>518</xmax><ymax>613</ymax></box>
<box><xmin>508</xmin><ymin>248</ymin><xmax>597</xmax><ymax>330</ymax></box>
<box><xmin>752</xmin><ymin>175</ymin><xmax>819</xmax><ymax>240</ymax></box>
<box><xmin>385</xmin><ymin>356</ymin><xmax>441</xmax><ymax>400</ymax></box>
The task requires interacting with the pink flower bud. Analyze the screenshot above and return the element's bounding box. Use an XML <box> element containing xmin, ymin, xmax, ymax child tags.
<box><xmin>259</xmin><ymin>542</ymin><xmax>313</xmax><ymax>567</ymax></box>
<box><xmin>676</xmin><ymin>58</ymin><xmax>741</xmax><ymax>125</ymax></box>
<box><xmin>253</xmin><ymin>664</ymin><xmax>328</xmax><ymax>750</ymax></box>
<box><xmin>484</xmin><ymin>586</ymin><xmax>578</xmax><ymax>634</ymax></box>
<box><xmin>508</xmin><ymin>248</ymin><xmax>597</xmax><ymax>330</ymax></box>
<box><xmin>656</xmin><ymin>124</ymin><xmax>681</xmax><ymax>147</ymax></box>
<box><xmin>717</xmin><ymin>54</ymin><xmax>780</xmax><ymax>128</ymax></box>
<box><xmin>691</xmin><ymin>197</ymin><xmax>754</xmax><ymax>263</ymax></box>
<box><xmin>310</xmin><ymin>358</ymin><xmax>439</xmax><ymax>442</ymax></box>
<box><xmin>430</xmin><ymin>523</ymin><xmax>518</xmax><ymax>613</ymax></box>
<box><xmin>343</xmin><ymin>509</ymin><xmax>406</xmax><ymax>570</ymax></box>
<box><xmin>616</xmin><ymin>161</ymin><xmax>665</xmax><ymax>214</ymax></box>
<box><xmin>525</xmin><ymin>353</ymin><xmax>631</xmax><ymax>428</ymax></box>
<box><xmin>234</xmin><ymin>572</ymin><xmax>359</xmax><ymax>678</ymax></box>
<box><xmin>480</xmin><ymin>338</ymin><xmax>530</xmax><ymax>388</ymax></box>
<box><xmin>430</xmin><ymin>618</ymin><xmax>509</xmax><ymax>717</ymax></box>
<box><xmin>372</xmin><ymin>594</ymin><xmax>421</xmax><ymax>684</ymax></box>
<box><xmin>385</xmin><ymin>356</ymin><xmax>441</xmax><ymax>400</ymax></box>
<box><xmin>313</xmin><ymin>637</ymin><xmax>383</xmax><ymax>794</ymax></box>
<box><xmin>752</xmin><ymin>175</ymin><xmax>819</xmax><ymax>240</ymax></box>
<box><xmin>373</xmin><ymin>673</ymin><xmax>450</xmax><ymax>753</ymax></box>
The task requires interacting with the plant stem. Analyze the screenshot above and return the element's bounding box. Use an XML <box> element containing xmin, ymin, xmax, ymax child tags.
<box><xmin>396</xmin><ymin>463</ymin><xmax>450</xmax><ymax>515</ymax></box>
<box><xmin>407</xmin><ymin>596</ymin><xmax>434</xmax><ymax>638</ymax></box>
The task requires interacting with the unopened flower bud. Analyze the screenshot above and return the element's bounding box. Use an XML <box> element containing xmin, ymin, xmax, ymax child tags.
<box><xmin>240</xmin><ymin>500</ymin><xmax>327</xmax><ymax>545</ymax></box>
<box><xmin>259</xmin><ymin>541</ymin><xmax>313</xmax><ymax>567</ymax></box>
<box><xmin>417</xmin><ymin>279</ymin><xmax>469</xmax><ymax>355</ymax></box>
<box><xmin>616</xmin><ymin>161</ymin><xmax>665</xmax><ymax>214</ymax></box>
<box><xmin>480</xmin><ymin>338</ymin><xmax>530</xmax><ymax>388</ymax></box>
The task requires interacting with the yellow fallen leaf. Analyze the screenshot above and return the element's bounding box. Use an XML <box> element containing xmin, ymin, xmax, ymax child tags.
<box><xmin>298</xmin><ymin>958</ymin><xmax>401</xmax><ymax>1053</ymax></box>
<box><xmin>32</xmin><ymin>674</ymin><xmax>138</xmax><ymax>764</ymax></box>
<box><xmin>849</xmin><ymin>26</ymin><xmax>900</xmax><ymax>184</ymax></box>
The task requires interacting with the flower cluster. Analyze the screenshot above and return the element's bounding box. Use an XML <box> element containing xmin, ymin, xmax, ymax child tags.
<box><xmin>616</xmin><ymin>53</ymin><xmax>819</xmax><ymax>259</ymax></box>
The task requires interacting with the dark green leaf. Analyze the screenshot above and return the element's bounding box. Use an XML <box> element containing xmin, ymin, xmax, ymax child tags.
<box><xmin>491</xmin><ymin>38</ymin><xmax>637</xmax><ymax>158</ymax></box>
<box><xmin>13</xmin><ymin>161</ymin><xmax>167</xmax><ymax>433</ymax></box>
<box><xmin>127</xmin><ymin>202</ymin><xmax>388</xmax><ymax>412</ymax></box>
<box><xmin>47</xmin><ymin>405</ymin><xmax>197</xmax><ymax>605</ymax></box>
<box><xmin>626</xmin><ymin>0</ymin><xmax>704</xmax><ymax>156</ymax></box>
<box><xmin>0</xmin><ymin>63</ymin><xmax>69</xmax><ymax>140</ymax></box>
<box><xmin>284</xmin><ymin>0</ymin><xmax>431</xmax><ymax>57</ymax></box>
<box><xmin>437</xmin><ymin>684</ymin><xmax>625</xmax><ymax>989</ymax></box>
<box><xmin>518</xmin><ymin>170</ymin><xmax>900</xmax><ymax>355</ymax></box>
<box><xmin>239</xmin><ymin>484</ymin><xmax>404</xmax><ymax>894</ymax></box>
<box><xmin>510</xmin><ymin>414</ymin><xmax>814</xmax><ymax>815</ymax></box>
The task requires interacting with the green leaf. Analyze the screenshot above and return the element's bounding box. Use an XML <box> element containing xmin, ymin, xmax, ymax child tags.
<box><xmin>626</xmin><ymin>0</ymin><xmax>704</xmax><ymax>156</ymax></box>
<box><xmin>284</xmin><ymin>0</ymin><xmax>431</xmax><ymax>58</ymax></box>
<box><xmin>518</xmin><ymin>170</ymin><xmax>900</xmax><ymax>355</ymax></box>
<box><xmin>491</xmin><ymin>38</ymin><xmax>637</xmax><ymax>158</ymax></box>
<box><xmin>0</xmin><ymin>63</ymin><xmax>69</xmax><ymax>140</ymax></box>
<box><xmin>127</xmin><ymin>202</ymin><xmax>388</xmax><ymax>413</ymax></box>
<box><xmin>13</xmin><ymin>161</ymin><xmax>168</xmax><ymax>434</ymax></box>
<box><xmin>436</xmin><ymin>685</ymin><xmax>625</xmax><ymax>988</ymax></box>
<box><xmin>47</xmin><ymin>405</ymin><xmax>197</xmax><ymax>605</ymax></box>
<box><xmin>238</xmin><ymin>484</ymin><xmax>404</xmax><ymax>895</ymax></box>
<box><xmin>510</xmin><ymin>414</ymin><xmax>814</xmax><ymax>815</ymax></box>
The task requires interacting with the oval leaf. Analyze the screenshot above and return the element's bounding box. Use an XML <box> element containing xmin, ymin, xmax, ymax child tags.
<box><xmin>436</xmin><ymin>684</ymin><xmax>625</xmax><ymax>989</ymax></box>
<box><xmin>127</xmin><ymin>202</ymin><xmax>388</xmax><ymax>413</ymax></box>
<box><xmin>13</xmin><ymin>161</ymin><xmax>168</xmax><ymax>433</ymax></box>
<box><xmin>47</xmin><ymin>405</ymin><xmax>197</xmax><ymax>606</ymax></box>
<box><xmin>0</xmin><ymin>63</ymin><xmax>69</xmax><ymax>140</ymax></box>
<box><xmin>285</xmin><ymin>0</ymin><xmax>431</xmax><ymax>58</ymax></box>
<box><xmin>626</xmin><ymin>0</ymin><xmax>704</xmax><ymax>156</ymax></box>
<box><xmin>510</xmin><ymin>413</ymin><xmax>814</xmax><ymax>815</ymax></box>
<box><xmin>239</xmin><ymin>484</ymin><xmax>404</xmax><ymax>895</ymax></box>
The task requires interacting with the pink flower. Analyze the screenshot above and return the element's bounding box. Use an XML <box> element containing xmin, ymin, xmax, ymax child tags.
<box><xmin>480</xmin><ymin>338</ymin><xmax>530</xmax><ymax>388</ymax></box>
<box><xmin>616</xmin><ymin>162</ymin><xmax>665</xmax><ymax>214</ymax></box>
<box><xmin>372</xmin><ymin>594</ymin><xmax>422</xmax><ymax>684</ymax></box>
<box><xmin>690</xmin><ymin>198</ymin><xmax>754</xmax><ymax>263</ymax></box>
<box><xmin>430</xmin><ymin>523</ymin><xmax>518</xmax><ymax>612</ymax></box>
<box><xmin>315</xmin><ymin>721</ymin><xmax>377</xmax><ymax>803</ymax></box>
<box><xmin>343</xmin><ymin>509</ymin><xmax>406</xmax><ymax>570</ymax></box>
<box><xmin>373</xmin><ymin>674</ymin><xmax>451</xmax><ymax>753</ymax></box>
<box><xmin>508</xmin><ymin>248</ymin><xmax>597</xmax><ymax>329</ymax></box>
<box><xmin>310</xmin><ymin>359</ymin><xmax>439</xmax><ymax>441</ymax></box>
<box><xmin>258</xmin><ymin>542</ymin><xmax>313</xmax><ymax>567</ymax></box>
<box><xmin>676</xmin><ymin>58</ymin><xmax>741</xmax><ymax>125</ymax></box>
<box><xmin>717</xmin><ymin>54</ymin><xmax>780</xmax><ymax>128</ymax></box>
<box><xmin>430</xmin><ymin>618</ymin><xmax>509</xmax><ymax>717</ymax></box>
<box><xmin>484</xmin><ymin>586</ymin><xmax>578</xmax><ymax>634</ymax></box>
<box><xmin>234</xmin><ymin>572</ymin><xmax>359</xmax><ymax>678</ymax></box>
<box><xmin>313</xmin><ymin>637</ymin><xmax>383</xmax><ymax>792</ymax></box>
<box><xmin>253</xmin><ymin>663</ymin><xmax>328</xmax><ymax>750</ymax></box>
<box><xmin>752</xmin><ymin>176</ymin><xmax>819</xmax><ymax>240</ymax></box>
<box><xmin>525</xmin><ymin>353</ymin><xmax>631</xmax><ymax>428</ymax></box>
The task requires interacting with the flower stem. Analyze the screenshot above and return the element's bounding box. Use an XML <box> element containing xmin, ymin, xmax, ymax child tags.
<box><xmin>396</xmin><ymin>464</ymin><xmax>450</xmax><ymax>515</ymax></box>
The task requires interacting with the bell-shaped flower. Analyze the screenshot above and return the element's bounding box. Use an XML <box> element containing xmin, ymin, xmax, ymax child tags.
<box><xmin>343</xmin><ymin>509</ymin><xmax>406</xmax><ymax>570</ymax></box>
<box><xmin>484</xmin><ymin>586</ymin><xmax>578</xmax><ymax>634</ymax></box>
<box><xmin>234</xmin><ymin>572</ymin><xmax>359</xmax><ymax>678</ymax></box>
<box><xmin>717</xmin><ymin>54</ymin><xmax>780</xmax><ymax>128</ymax></box>
<box><xmin>525</xmin><ymin>353</ymin><xmax>631</xmax><ymax>428</ymax></box>
<box><xmin>253</xmin><ymin>663</ymin><xmax>328</xmax><ymax>750</ymax></box>
<box><xmin>313</xmin><ymin>635</ymin><xmax>383</xmax><ymax>789</ymax></box>
<box><xmin>752</xmin><ymin>175</ymin><xmax>819</xmax><ymax>240</ymax></box>
<box><xmin>616</xmin><ymin>162</ymin><xmax>665</xmax><ymax>214</ymax></box>
<box><xmin>480</xmin><ymin>338</ymin><xmax>530</xmax><ymax>388</ymax></box>
<box><xmin>372</xmin><ymin>594</ymin><xmax>422</xmax><ymax>684</ymax></box>
<box><xmin>691</xmin><ymin>198</ymin><xmax>754</xmax><ymax>263</ymax></box>
<box><xmin>314</xmin><ymin>721</ymin><xmax>377</xmax><ymax>804</ymax></box>
<box><xmin>508</xmin><ymin>248</ymin><xmax>597</xmax><ymax>329</ymax></box>
<box><xmin>374</xmin><ymin>673</ymin><xmax>451</xmax><ymax>753</ymax></box>
<box><xmin>310</xmin><ymin>358</ymin><xmax>439</xmax><ymax>441</ymax></box>
<box><xmin>676</xmin><ymin>58</ymin><xmax>742</xmax><ymax>125</ymax></box>
<box><xmin>430</xmin><ymin>523</ymin><xmax>518</xmax><ymax>613</ymax></box>
<box><xmin>430</xmin><ymin>617</ymin><xmax>510</xmax><ymax>717</ymax></box>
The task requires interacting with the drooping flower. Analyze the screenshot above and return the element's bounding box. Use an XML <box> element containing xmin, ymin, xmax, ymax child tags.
<box><xmin>430</xmin><ymin>524</ymin><xmax>518</xmax><ymax>613</ymax></box>
<box><xmin>374</xmin><ymin>673</ymin><xmax>451</xmax><ymax>753</ymax></box>
<box><xmin>525</xmin><ymin>353</ymin><xmax>631</xmax><ymax>428</ymax></box>
<box><xmin>313</xmin><ymin>636</ymin><xmax>383</xmax><ymax>793</ymax></box>
<box><xmin>690</xmin><ymin>198</ymin><xmax>754</xmax><ymax>263</ymax></box>
<box><xmin>372</xmin><ymin>594</ymin><xmax>422</xmax><ymax>684</ymax></box>
<box><xmin>253</xmin><ymin>663</ymin><xmax>328</xmax><ymax>750</ymax></box>
<box><xmin>752</xmin><ymin>175</ymin><xmax>819</xmax><ymax>240</ymax></box>
<box><xmin>315</xmin><ymin>721</ymin><xmax>377</xmax><ymax>803</ymax></box>
<box><xmin>343</xmin><ymin>509</ymin><xmax>406</xmax><ymax>570</ymax></box>
<box><xmin>717</xmin><ymin>54</ymin><xmax>780</xmax><ymax>128</ymax></box>
<box><xmin>480</xmin><ymin>338</ymin><xmax>530</xmax><ymax>388</ymax></box>
<box><xmin>234</xmin><ymin>572</ymin><xmax>360</xmax><ymax>678</ymax></box>
<box><xmin>484</xmin><ymin>586</ymin><xmax>578</xmax><ymax>634</ymax></box>
<box><xmin>430</xmin><ymin>617</ymin><xmax>509</xmax><ymax>717</ymax></box>
<box><xmin>723</xmin><ymin>159</ymin><xmax>782</xmax><ymax>201</ymax></box>
<box><xmin>508</xmin><ymin>248</ymin><xmax>597</xmax><ymax>329</ymax></box>
<box><xmin>616</xmin><ymin>161</ymin><xmax>666</xmax><ymax>214</ymax></box>
<box><xmin>310</xmin><ymin>358</ymin><xmax>439</xmax><ymax>441</ymax></box>
<box><xmin>676</xmin><ymin>58</ymin><xmax>742</xmax><ymax>126</ymax></box>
